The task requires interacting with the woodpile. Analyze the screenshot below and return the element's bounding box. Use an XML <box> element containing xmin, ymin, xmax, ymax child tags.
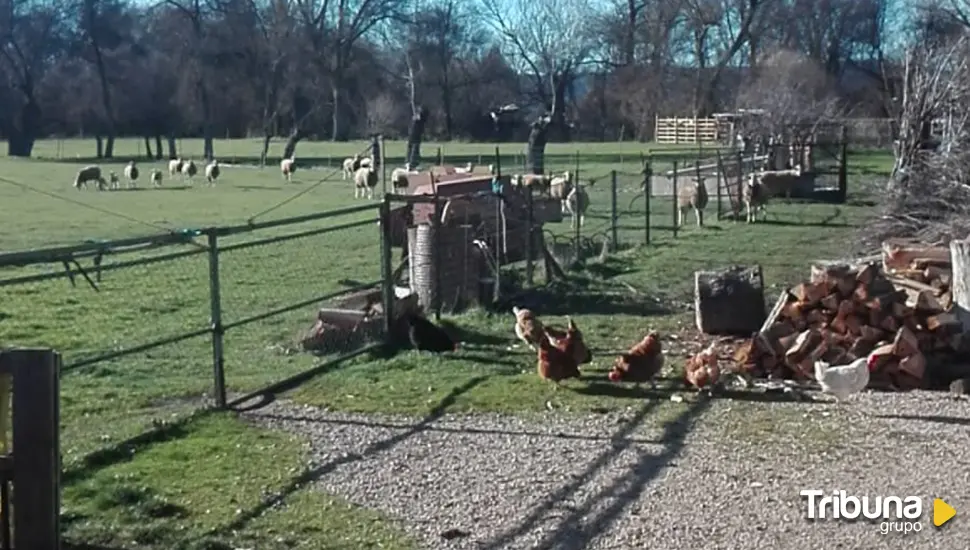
<box><xmin>736</xmin><ymin>240</ymin><xmax>968</xmax><ymax>390</ymax></box>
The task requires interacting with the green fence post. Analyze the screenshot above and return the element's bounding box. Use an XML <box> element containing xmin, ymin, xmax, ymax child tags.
<box><xmin>671</xmin><ymin>160</ymin><xmax>679</xmax><ymax>238</ymax></box>
<box><xmin>525</xmin><ymin>186</ymin><xmax>534</xmax><ymax>286</ymax></box>
<box><xmin>644</xmin><ymin>154</ymin><xmax>652</xmax><ymax>244</ymax></box>
<box><xmin>206</xmin><ymin>230</ymin><xmax>227</xmax><ymax>408</ymax></box>
<box><xmin>379</xmin><ymin>197</ymin><xmax>395</xmax><ymax>342</ymax></box>
<box><xmin>610</xmin><ymin>170</ymin><xmax>618</xmax><ymax>251</ymax></box>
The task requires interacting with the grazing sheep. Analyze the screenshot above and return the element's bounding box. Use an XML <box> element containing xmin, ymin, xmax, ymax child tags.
<box><xmin>489</xmin><ymin>164</ymin><xmax>496</xmax><ymax>174</ymax></box>
<box><xmin>108</xmin><ymin>171</ymin><xmax>120</xmax><ymax>190</ymax></box>
<box><xmin>150</xmin><ymin>168</ymin><xmax>162</xmax><ymax>187</ymax></box>
<box><xmin>358</xmin><ymin>156</ymin><xmax>373</xmax><ymax>170</ymax></box>
<box><xmin>74</xmin><ymin>165</ymin><xmax>107</xmax><ymax>190</ymax></box>
<box><xmin>168</xmin><ymin>158</ymin><xmax>184</xmax><ymax>178</ymax></box>
<box><xmin>511</xmin><ymin>173</ymin><xmax>551</xmax><ymax>195</ymax></box>
<box><xmin>565</xmin><ymin>182</ymin><xmax>590</xmax><ymax>228</ymax></box>
<box><xmin>205</xmin><ymin>159</ymin><xmax>220</xmax><ymax>184</ymax></box>
<box><xmin>390</xmin><ymin>166</ymin><xmax>416</xmax><ymax>190</ymax></box>
<box><xmin>123</xmin><ymin>160</ymin><xmax>139</xmax><ymax>189</ymax></box>
<box><xmin>280</xmin><ymin>156</ymin><xmax>296</xmax><ymax>182</ymax></box>
<box><xmin>342</xmin><ymin>154</ymin><xmax>360</xmax><ymax>179</ymax></box>
<box><xmin>354</xmin><ymin>167</ymin><xmax>378</xmax><ymax>199</ymax></box>
<box><xmin>454</xmin><ymin>162</ymin><xmax>474</xmax><ymax>174</ymax></box>
<box><xmin>549</xmin><ymin>171</ymin><xmax>574</xmax><ymax>213</ymax></box>
<box><xmin>181</xmin><ymin>159</ymin><xmax>198</xmax><ymax>181</ymax></box>
<box><xmin>677</xmin><ymin>176</ymin><xmax>709</xmax><ymax>228</ymax></box>
<box><xmin>744</xmin><ymin>165</ymin><xmax>804</xmax><ymax>223</ymax></box>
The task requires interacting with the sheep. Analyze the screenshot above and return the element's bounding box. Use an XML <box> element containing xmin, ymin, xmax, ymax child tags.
<box><xmin>342</xmin><ymin>154</ymin><xmax>360</xmax><ymax>179</ymax></box>
<box><xmin>511</xmin><ymin>173</ymin><xmax>551</xmax><ymax>195</ymax></box>
<box><xmin>168</xmin><ymin>158</ymin><xmax>184</xmax><ymax>178</ymax></box>
<box><xmin>74</xmin><ymin>165</ymin><xmax>107</xmax><ymax>190</ymax></box>
<box><xmin>454</xmin><ymin>162</ymin><xmax>474</xmax><ymax>174</ymax></box>
<box><xmin>123</xmin><ymin>160</ymin><xmax>139</xmax><ymax>189</ymax></box>
<box><xmin>565</xmin><ymin>182</ymin><xmax>590</xmax><ymax>229</ymax></box>
<box><xmin>181</xmin><ymin>159</ymin><xmax>198</xmax><ymax>181</ymax></box>
<box><xmin>677</xmin><ymin>176</ymin><xmax>710</xmax><ymax>228</ymax></box>
<box><xmin>281</xmin><ymin>156</ymin><xmax>296</xmax><ymax>182</ymax></box>
<box><xmin>489</xmin><ymin>164</ymin><xmax>496</xmax><ymax>175</ymax></box>
<box><xmin>205</xmin><ymin>159</ymin><xmax>220</xmax><ymax>185</ymax></box>
<box><xmin>358</xmin><ymin>156</ymin><xmax>374</xmax><ymax>170</ymax></box>
<box><xmin>150</xmin><ymin>168</ymin><xmax>163</xmax><ymax>187</ymax></box>
<box><xmin>744</xmin><ymin>165</ymin><xmax>804</xmax><ymax>223</ymax></box>
<box><xmin>390</xmin><ymin>166</ymin><xmax>416</xmax><ymax>190</ymax></box>
<box><xmin>354</xmin><ymin>166</ymin><xmax>379</xmax><ymax>200</ymax></box>
<box><xmin>549</xmin><ymin>171</ymin><xmax>574</xmax><ymax>213</ymax></box>
<box><xmin>108</xmin><ymin>171</ymin><xmax>120</xmax><ymax>190</ymax></box>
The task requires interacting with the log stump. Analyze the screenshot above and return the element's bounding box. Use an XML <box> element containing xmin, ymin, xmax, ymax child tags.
<box><xmin>694</xmin><ymin>265</ymin><xmax>766</xmax><ymax>335</ymax></box>
<box><xmin>951</xmin><ymin>239</ymin><xmax>970</xmax><ymax>332</ymax></box>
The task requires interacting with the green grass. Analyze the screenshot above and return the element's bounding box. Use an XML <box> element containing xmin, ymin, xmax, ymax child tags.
<box><xmin>0</xmin><ymin>138</ymin><xmax>893</xmax><ymax>548</ymax></box>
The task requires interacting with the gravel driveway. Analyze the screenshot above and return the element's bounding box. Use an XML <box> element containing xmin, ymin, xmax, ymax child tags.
<box><xmin>243</xmin><ymin>390</ymin><xmax>970</xmax><ymax>549</ymax></box>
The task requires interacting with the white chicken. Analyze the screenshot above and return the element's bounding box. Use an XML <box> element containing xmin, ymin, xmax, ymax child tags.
<box><xmin>814</xmin><ymin>353</ymin><xmax>880</xmax><ymax>402</ymax></box>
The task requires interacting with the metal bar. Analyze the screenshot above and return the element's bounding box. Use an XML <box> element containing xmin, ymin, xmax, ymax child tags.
<box><xmin>222</xmin><ymin>280</ymin><xmax>382</xmax><ymax>332</ymax></box>
<box><xmin>217</xmin><ymin>217</ymin><xmax>377</xmax><ymax>254</ymax></box>
<box><xmin>432</xmin><ymin>199</ymin><xmax>442</xmax><ymax>321</ymax></box>
<box><xmin>206</xmin><ymin>231</ymin><xmax>227</xmax><ymax>408</ymax></box>
<box><xmin>672</xmin><ymin>161</ymin><xmax>679</xmax><ymax>238</ymax></box>
<box><xmin>644</xmin><ymin>154</ymin><xmax>652</xmax><ymax>244</ymax></box>
<box><xmin>379</xmin><ymin>197</ymin><xmax>395</xmax><ymax>342</ymax></box>
<box><xmin>0</xmin><ymin>246</ymin><xmax>207</xmax><ymax>289</ymax></box>
<box><xmin>610</xmin><ymin>170</ymin><xmax>618</xmax><ymax>251</ymax></box>
<box><xmin>1</xmin><ymin>476</ymin><xmax>10</xmax><ymax>550</ymax></box>
<box><xmin>0</xmin><ymin>231</ymin><xmax>199</xmax><ymax>268</ymax></box>
<box><xmin>380</xmin><ymin>193</ymin><xmax>441</xmax><ymax>205</ymax></box>
<box><xmin>213</xmin><ymin>203</ymin><xmax>379</xmax><ymax>236</ymax></box>
<box><xmin>493</xmin><ymin>146</ymin><xmax>501</xmax><ymax>303</ymax></box>
<box><xmin>62</xmin><ymin>327</ymin><xmax>211</xmax><ymax>372</ymax></box>
<box><xmin>226</xmin><ymin>343</ymin><xmax>383</xmax><ymax>409</ymax></box>
<box><xmin>525</xmin><ymin>186</ymin><xmax>534</xmax><ymax>286</ymax></box>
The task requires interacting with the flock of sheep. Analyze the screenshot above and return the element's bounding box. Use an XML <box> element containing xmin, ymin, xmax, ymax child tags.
<box><xmin>73</xmin><ymin>158</ymin><xmax>221</xmax><ymax>190</ymax></box>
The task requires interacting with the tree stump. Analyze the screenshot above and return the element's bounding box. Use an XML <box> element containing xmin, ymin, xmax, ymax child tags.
<box><xmin>951</xmin><ymin>239</ymin><xmax>970</xmax><ymax>332</ymax></box>
<box><xmin>695</xmin><ymin>265</ymin><xmax>766</xmax><ymax>335</ymax></box>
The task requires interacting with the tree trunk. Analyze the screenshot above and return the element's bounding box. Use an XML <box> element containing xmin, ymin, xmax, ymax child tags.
<box><xmin>198</xmin><ymin>80</ymin><xmax>214</xmax><ymax>160</ymax></box>
<box><xmin>166</xmin><ymin>136</ymin><xmax>177</xmax><ymax>159</ymax></box>
<box><xmin>143</xmin><ymin>136</ymin><xmax>153</xmax><ymax>160</ymax></box>
<box><xmin>549</xmin><ymin>72</ymin><xmax>571</xmax><ymax>142</ymax></box>
<box><xmin>283</xmin><ymin>127</ymin><xmax>304</xmax><ymax>160</ymax></box>
<box><xmin>260</xmin><ymin>134</ymin><xmax>272</xmax><ymax>166</ymax></box>
<box><xmin>87</xmin><ymin>0</ymin><xmax>117</xmax><ymax>159</ymax></box>
<box><xmin>951</xmin><ymin>240</ymin><xmax>970</xmax><ymax>332</ymax></box>
<box><xmin>95</xmin><ymin>135</ymin><xmax>103</xmax><ymax>158</ymax></box>
<box><xmin>441</xmin><ymin>83</ymin><xmax>453</xmax><ymax>141</ymax></box>
<box><xmin>154</xmin><ymin>135</ymin><xmax>163</xmax><ymax>160</ymax></box>
<box><xmin>6</xmin><ymin>99</ymin><xmax>40</xmax><ymax>157</ymax></box>
<box><xmin>331</xmin><ymin>81</ymin><xmax>347</xmax><ymax>142</ymax></box>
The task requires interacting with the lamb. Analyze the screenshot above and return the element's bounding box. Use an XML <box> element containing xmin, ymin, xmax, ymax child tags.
<box><xmin>205</xmin><ymin>159</ymin><xmax>220</xmax><ymax>184</ymax></box>
<box><xmin>677</xmin><ymin>176</ymin><xmax>709</xmax><ymax>228</ymax></box>
<box><xmin>454</xmin><ymin>162</ymin><xmax>474</xmax><ymax>174</ymax></box>
<box><xmin>150</xmin><ymin>168</ymin><xmax>163</xmax><ymax>187</ymax></box>
<box><xmin>108</xmin><ymin>171</ymin><xmax>120</xmax><ymax>190</ymax></box>
<box><xmin>168</xmin><ymin>158</ymin><xmax>184</xmax><ymax>178</ymax></box>
<box><xmin>74</xmin><ymin>165</ymin><xmax>107</xmax><ymax>190</ymax></box>
<box><xmin>181</xmin><ymin>159</ymin><xmax>198</xmax><ymax>181</ymax></box>
<box><xmin>123</xmin><ymin>160</ymin><xmax>139</xmax><ymax>189</ymax></box>
<box><xmin>549</xmin><ymin>171</ymin><xmax>574</xmax><ymax>213</ymax></box>
<box><xmin>280</xmin><ymin>156</ymin><xmax>296</xmax><ymax>182</ymax></box>
<box><xmin>390</xmin><ymin>166</ymin><xmax>416</xmax><ymax>190</ymax></box>
<box><xmin>354</xmin><ymin>166</ymin><xmax>379</xmax><ymax>199</ymax></box>
<box><xmin>565</xmin><ymin>182</ymin><xmax>590</xmax><ymax>228</ymax></box>
<box><xmin>744</xmin><ymin>165</ymin><xmax>804</xmax><ymax>223</ymax></box>
<box><xmin>511</xmin><ymin>173</ymin><xmax>551</xmax><ymax>195</ymax></box>
<box><xmin>342</xmin><ymin>154</ymin><xmax>360</xmax><ymax>179</ymax></box>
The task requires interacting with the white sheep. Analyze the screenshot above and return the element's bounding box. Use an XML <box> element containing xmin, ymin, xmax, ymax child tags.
<box><xmin>354</xmin><ymin>166</ymin><xmax>378</xmax><ymax>199</ymax></box>
<box><xmin>744</xmin><ymin>165</ymin><xmax>804</xmax><ymax>223</ymax></box>
<box><xmin>342</xmin><ymin>154</ymin><xmax>360</xmax><ymax>179</ymax></box>
<box><xmin>511</xmin><ymin>173</ymin><xmax>551</xmax><ymax>195</ymax></box>
<box><xmin>358</xmin><ymin>156</ymin><xmax>373</xmax><ymax>170</ymax></box>
<box><xmin>74</xmin><ymin>165</ymin><xmax>107</xmax><ymax>190</ymax></box>
<box><xmin>181</xmin><ymin>159</ymin><xmax>198</xmax><ymax>181</ymax></box>
<box><xmin>123</xmin><ymin>160</ymin><xmax>139</xmax><ymax>189</ymax></box>
<box><xmin>205</xmin><ymin>159</ymin><xmax>220</xmax><ymax>185</ymax></box>
<box><xmin>549</xmin><ymin>171</ymin><xmax>573</xmax><ymax>213</ymax></box>
<box><xmin>168</xmin><ymin>158</ymin><xmax>184</xmax><ymax>178</ymax></box>
<box><xmin>677</xmin><ymin>177</ymin><xmax>709</xmax><ymax>228</ymax></box>
<box><xmin>281</xmin><ymin>156</ymin><xmax>296</xmax><ymax>182</ymax></box>
<box><xmin>565</xmin><ymin>182</ymin><xmax>590</xmax><ymax>229</ymax></box>
<box><xmin>454</xmin><ymin>162</ymin><xmax>474</xmax><ymax>174</ymax></box>
<box><xmin>108</xmin><ymin>171</ymin><xmax>120</xmax><ymax>190</ymax></box>
<box><xmin>150</xmin><ymin>168</ymin><xmax>163</xmax><ymax>187</ymax></box>
<box><xmin>489</xmin><ymin>164</ymin><xmax>496</xmax><ymax>174</ymax></box>
<box><xmin>390</xmin><ymin>166</ymin><xmax>416</xmax><ymax>190</ymax></box>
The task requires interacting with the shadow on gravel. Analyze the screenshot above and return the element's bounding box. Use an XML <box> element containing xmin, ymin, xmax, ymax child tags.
<box><xmin>202</xmin><ymin>376</ymin><xmax>488</xmax><ymax>540</ymax></box>
<box><xmin>478</xmin><ymin>396</ymin><xmax>714</xmax><ymax>550</ymax></box>
<box><xmin>873</xmin><ymin>413</ymin><xmax>970</xmax><ymax>426</ymax></box>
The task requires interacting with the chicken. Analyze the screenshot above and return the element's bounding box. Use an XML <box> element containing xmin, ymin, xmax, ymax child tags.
<box><xmin>814</xmin><ymin>353</ymin><xmax>879</xmax><ymax>402</ymax></box>
<box><xmin>513</xmin><ymin>306</ymin><xmax>545</xmax><ymax>350</ymax></box>
<box><xmin>684</xmin><ymin>341</ymin><xmax>720</xmax><ymax>393</ymax></box>
<box><xmin>537</xmin><ymin>329</ymin><xmax>580</xmax><ymax>386</ymax></box>
<box><xmin>403</xmin><ymin>313</ymin><xmax>457</xmax><ymax>353</ymax></box>
<box><xmin>545</xmin><ymin>316</ymin><xmax>593</xmax><ymax>366</ymax></box>
<box><xmin>609</xmin><ymin>331</ymin><xmax>664</xmax><ymax>388</ymax></box>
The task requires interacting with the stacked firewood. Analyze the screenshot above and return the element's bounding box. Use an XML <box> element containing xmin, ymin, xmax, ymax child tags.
<box><xmin>735</xmin><ymin>241</ymin><xmax>966</xmax><ymax>390</ymax></box>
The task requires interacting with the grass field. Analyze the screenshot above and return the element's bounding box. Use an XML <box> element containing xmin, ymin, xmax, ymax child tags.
<box><xmin>0</xmin><ymin>138</ymin><xmax>893</xmax><ymax>549</ymax></box>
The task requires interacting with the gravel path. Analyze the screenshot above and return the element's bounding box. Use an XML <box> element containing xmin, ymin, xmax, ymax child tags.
<box><xmin>243</xmin><ymin>390</ymin><xmax>970</xmax><ymax>549</ymax></box>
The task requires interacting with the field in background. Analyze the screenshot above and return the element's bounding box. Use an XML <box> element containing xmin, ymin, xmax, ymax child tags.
<box><xmin>0</xmin><ymin>139</ymin><xmax>893</xmax><ymax>549</ymax></box>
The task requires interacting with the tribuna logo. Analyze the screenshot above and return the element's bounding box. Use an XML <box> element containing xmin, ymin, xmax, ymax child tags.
<box><xmin>801</xmin><ymin>490</ymin><xmax>924</xmax><ymax>534</ymax></box>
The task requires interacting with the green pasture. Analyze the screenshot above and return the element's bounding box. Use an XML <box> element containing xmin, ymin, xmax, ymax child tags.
<box><xmin>0</xmin><ymin>138</ymin><xmax>893</xmax><ymax>549</ymax></box>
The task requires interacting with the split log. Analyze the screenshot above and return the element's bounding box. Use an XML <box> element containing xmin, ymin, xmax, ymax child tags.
<box><xmin>883</xmin><ymin>240</ymin><xmax>951</xmax><ymax>271</ymax></box>
<box><xmin>694</xmin><ymin>265</ymin><xmax>766</xmax><ymax>335</ymax></box>
<box><xmin>951</xmin><ymin>240</ymin><xmax>970</xmax><ymax>332</ymax></box>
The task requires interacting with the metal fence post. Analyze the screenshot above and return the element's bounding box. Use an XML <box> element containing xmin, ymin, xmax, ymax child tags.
<box><xmin>644</xmin><ymin>154</ymin><xmax>652</xmax><ymax>244</ymax></box>
<box><xmin>715</xmin><ymin>150</ymin><xmax>724</xmax><ymax>220</ymax></box>
<box><xmin>671</xmin><ymin>161</ymin><xmax>679</xmax><ymax>238</ymax></box>
<box><xmin>610</xmin><ymin>170</ymin><xmax>618</xmax><ymax>251</ymax></box>
<box><xmin>493</xmin><ymin>146</ymin><xmax>502</xmax><ymax>304</ymax></box>
<box><xmin>573</xmin><ymin>194</ymin><xmax>581</xmax><ymax>265</ymax></box>
<box><xmin>206</xmin><ymin>230</ymin><xmax>227</xmax><ymax>408</ymax></box>
<box><xmin>380</xmin><ymin>133</ymin><xmax>387</xmax><ymax>195</ymax></box>
<box><xmin>525</xmin><ymin>185</ymin><xmax>534</xmax><ymax>286</ymax></box>
<box><xmin>432</xmin><ymin>198</ymin><xmax>442</xmax><ymax>321</ymax></box>
<box><xmin>379</xmin><ymin>197</ymin><xmax>395</xmax><ymax>341</ymax></box>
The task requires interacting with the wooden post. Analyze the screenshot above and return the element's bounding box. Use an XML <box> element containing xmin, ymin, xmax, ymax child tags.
<box><xmin>525</xmin><ymin>186</ymin><xmax>534</xmax><ymax>286</ymax></box>
<box><xmin>3</xmin><ymin>349</ymin><xmax>61</xmax><ymax>550</ymax></box>
<box><xmin>715</xmin><ymin>150</ymin><xmax>724</xmax><ymax>220</ymax></box>
<box><xmin>644</xmin><ymin>154</ymin><xmax>652</xmax><ymax>244</ymax></box>
<box><xmin>610</xmin><ymin>170</ymin><xmax>618</xmax><ymax>251</ymax></box>
<box><xmin>735</xmin><ymin>151</ymin><xmax>744</xmax><ymax>219</ymax></box>
<box><xmin>951</xmin><ymin>239</ymin><xmax>970</xmax><ymax>331</ymax></box>
<box><xmin>671</xmin><ymin>160</ymin><xmax>679</xmax><ymax>237</ymax></box>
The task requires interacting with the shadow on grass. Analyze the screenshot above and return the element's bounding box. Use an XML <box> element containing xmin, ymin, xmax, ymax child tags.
<box><xmin>235</xmin><ymin>184</ymin><xmax>293</xmax><ymax>191</ymax></box>
<box><xmin>203</xmin><ymin>376</ymin><xmax>489</xmax><ymax>539</ymax></box>
<box><xmin>64</xmin><ymin>543</ymin><xmax>134</xmax><ymax>550</ymax></box>
<box><xmin>478</xmin><ymin>396</ymin><xmax>714</xmax><ymax>550</ymax></box>
<box><xmin>437</xmin><ymin>318</ymin><xmax>509</xmax><ymax>347</ymax></box>
<box><xmin>871</xmin><ymin>413</ymin><xmax>970</xmax><ymax>426</ymax></box>
<box><xmin>504</xmin><ymin>284</ymin><xmax>675</xmax><ymax>318</ymax></box>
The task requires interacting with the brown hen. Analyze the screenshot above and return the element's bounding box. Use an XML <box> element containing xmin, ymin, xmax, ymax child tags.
<box><xmin>609</xmin><ymin>331</ymin><xmax>664</xmax><ymax>388</ymax></box>
<box><xmin>684</xmin><ymin>342</ymin><xmax>720</xmax><ymax>392</ymax></box>
<box><xmin>537</xmin><ymin>329</ymin><xmax>581</xmax><ymax>386</ymax></box>
<box><xmin>545</xmin><ymin>316</ymin><xmax>593</xmax><ymax>366</ymax></box>
<box><xmin>513</xmin><ymin>306</ymin><xmax>545</xmax><ymax>350</ymax></box>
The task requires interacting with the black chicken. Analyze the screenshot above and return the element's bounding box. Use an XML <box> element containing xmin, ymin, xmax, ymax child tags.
<box><xmin>402</xmin><ymin>313</ymin><xmax>457</xmax><ymax>353</ymax></box>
